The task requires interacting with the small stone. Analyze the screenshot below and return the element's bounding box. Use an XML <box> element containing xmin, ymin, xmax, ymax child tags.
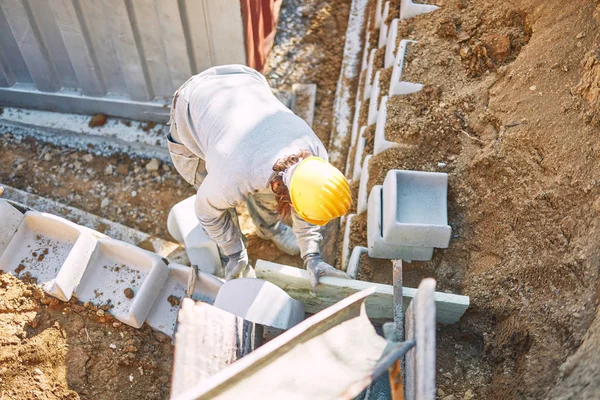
<box><xmin>58</xmin><ymin>167</ymin><xmax>66</xmax><ymax>174</ymax></box>
<box><xmin>113</xmin><ymin>322</ymin><xmax>122</xmax><ymax>328</ymax></box>
<box><xmin>89</xmin><ymin>113</ymin><xmax>107</xmax><ymax>128</ymax></box>
<box><xmin>459</xmin><ymin>46</ymin><xmax>472</xmax><ymax>59</ymax></box>
<box><xmin>438</xmin><ymin>162</ymin><xmax>447</xmax><ymax>168</ymax></box>
<box><xmin>124</xmin><ymin>288</ymin><xmax>135</xmax><ymax>299</ymax></box>
<box><xmin>438</xmin><ymin>388</ymin><xmax>446</xmax><ymax>397</ymax></box>
<box><xmin>442</xmin><ymin>396</ymin><xmax>455</xmax><ymax>400</ymax></box>
<box><xmin>481</xmin><ymin>33</ymin><xmax>511</xmax><ymax>63</ymax></box>
<box><xmin>73</xmin><ymin>161</ymin><xmax>82</xmax><ymax>170</ymax></box>
<box><xmin>131</xmin><ymin>191</ymin><xmax>137</xmax><ymax>197</ymax></box>
<box><xmin>33</xmin><ymin>368</ymin><xmax>43</xmax><ymax>376</ymax></box>
<box><xmin>83</xmin><ymin>154</ymin><xmax>94</xmax><ymax>163</ymax></box>
<box><xmin>44</xmin><ymin>153</ymin><xmax>52</xmax><ymax>161</ymax></box>
<box><xmin>109</xmin><ymin>343</ymin><xmax>117</xmax><ymax>349</ymax></box>
<box><xmin>529</xmin><ymin>85</ymin><xmax>537</xmax><ymax>91</ymax></box>
<box><xmin>0</xmin><ymin>367</ymin><xmax>7</xmax><ymax>375</ymax></box>
<box><xmin>116</xmin><ymin>164</ymin><xmax>129</xmax><ymax>175</ymax></box>
<box><xmin>464</xmin><ymin>389</ymin><xmax>474</xmax><ymax>400</ymax></box>
<box><xmin>443</xmin><ymin>372</ymin><xmax>452</xmax><ymax>379</ymax></box>
<box><xmin>96</xmin><ymin>309</ymin><xmax>105</xmax><ymax>317</ymax></box>
<box><xmin>129</xmin><ymin>374</ymin><xmax>134</xmax><ymax>382</ymax></box>
<box><xmin>100</xmin><ymin>198</ymin><xmax>110</xmax><ymax>208</ymax></box>
<box><xmin>576</xmin><ymin>32</ymin><xmax>586</xmax><ymax>39</ymax></box>
<box><xmin>104</xmin><ymin>165</ymin><xmax>114</xmax><ymax>175</ymax></box>
<box><xmin>145</xmin><ymin>158</ymin><xmax>160</xmax><ymax>172</ymax></box>
<box><xmin>162</xmin><ymin>164</ymin><xmax>170</xmax><ymax>172</ymax></box>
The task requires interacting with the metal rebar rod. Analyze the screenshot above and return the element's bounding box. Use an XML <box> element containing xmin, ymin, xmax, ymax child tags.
<box><xmin>392</xmin><ymin>259</ymin><xmax>403</xmax><ymax>342</ymax></box>
<box><xmin>371</xmin><ymin>340</ymin><xmax>416</xmax><ymax>381</ymax></box>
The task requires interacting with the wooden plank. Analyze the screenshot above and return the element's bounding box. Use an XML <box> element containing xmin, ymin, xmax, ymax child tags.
<box><xmin>129</xmin><ymin>0</ymin><xmax>173</xmax><ymax>97</ymax></box>
<box><xmin>172</xmin><ymin>289</ymin><xmax>389</xmax><ymax>400</ymax></box>
<box><xmin>171</xmin><ymin>299</ymin><xmax>262</xmax><ymax>398</ymax></box>
<box><xmin>415</xmin><ymin>279</ymin><xmax>436</xmax><ymax>400</ymax></box>
<box><xmin>154</xmin><ymin>0</ymin><xmax>192</xmax><ymax>89</ymax></box>
<box><xmin>182</xmin><ymin>0</ymin><xmax>213</xmax><ymax>73</ymax></box>
<box><xmin>255</xmin><ymin>260</ymin><xmax>470</xmax><ymax>324</ymax></box>
<box><xmin>49</xmin><ymin>0</ymin><xmax>105</xmax><ymax>96</ymax></box>
<box><xmin>102</xmin><ymin>0</ymin><xmax>151</xmax><ymax>101</ymax></box>
<box><xmin>0</xmin><ymin>0</ymin><xmax>61</xmax><ymax>92</ymax></box>
<box><xmin>78</xmin><ymin>0</ymin><xmax>127</xmax><ymax>94</ymax></box>
<box><xmin>204</xmin><ymin>0</ymin><xmax>246</xmax><ymax>66</ymax></box>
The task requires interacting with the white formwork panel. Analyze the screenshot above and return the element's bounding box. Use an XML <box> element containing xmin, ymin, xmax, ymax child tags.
<box><xmin>0</xmin><ymin>200</ymin><xmax>24</xmax><ymax>258</ymax></box>
<box><xmin>75</xmin><ymin>238</ymin><xmax>169</xmax><ymax>328</ymax></box>
<box><xmin>390</xmin><ymin>40</ymin><xmax>424</xmax><ymax>96</ymax></box>
<box><xmin>0</xmin><ymin>211</ymin><xmax>99</xmax><ymax>301</ymax></box>
<box><xmin>145</xmin><ymin>263</ymin><xmax>223</xmax><ymax>337</ymax></box>
<box><xmin>399</xmin><ymin>0</ymin><xmax>439</xmax><ymax>20</ymax></box>
<box><xmin>367</xmin><ymin>186</ymin><xmax>434</xmax><ymax>261</ymax></box>
<box><xmin>356</xmin><ymin>155</ymin><xmax>373</xmax><ymax>215</ymax></box>
<box><xmin>382</xmin><ymin>170</ymin><xmax>452</xmax><ymax>248</ymax></box>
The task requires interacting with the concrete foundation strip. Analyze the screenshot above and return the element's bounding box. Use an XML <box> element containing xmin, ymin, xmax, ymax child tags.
<box><xmin>255</xmin><ymin>260</ymin><xmax>469</xmax><ymax>325</ymax></box>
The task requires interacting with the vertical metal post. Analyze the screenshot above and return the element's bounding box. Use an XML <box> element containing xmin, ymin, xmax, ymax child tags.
<box><xmin>392</xmin><ymin>259</ymin><xmax>403</xmax><ymax>342</ymax></box>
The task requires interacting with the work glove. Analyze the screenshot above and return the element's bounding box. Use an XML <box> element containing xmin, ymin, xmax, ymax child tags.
<box><xmin>304</xmin><ymin>254</ymin><xmax>350</xmax><ymax>289</ymax></box>
<box><xmin>225</xmin><ymin>248</ymin><xmax>249</xmax><ymax>281</ymax></box>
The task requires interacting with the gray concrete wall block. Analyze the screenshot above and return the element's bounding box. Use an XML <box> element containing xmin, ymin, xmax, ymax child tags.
<box><xmin>368</xmin><ymin>71</ymin><xmax>381</xmax><ymax>126</ymax></box>
<box><xmin>382</xmin><ymin>170</ymin><xmax>451</xmax><ymax>248</ymax></box>
<box><xmin>390</xmin><ymin>40</ymin><xmax>424</xmax><ymax>96</ymax></box>
<box><xmin>74</xmin><ymin>237</ymin><xmax>169</xmax><ymax>328</ymax></box>
<box><xmin>0</xmin><ymin>211</ymin><xmax>100</xmax><ymax>301</ymax></box>
<box><xmin>378</xmin><ymin>1</ymin><xmax>391</xmax><ymax>49</ymax></box>
<box><xmin>214</xmin><ymin>278</ymin><xmax>305</xmax><ymax>330</ymax></box>
<box><xmin>357</xmin><ymin>155</ymin><xmax>373</xmax><ymax>214</ymax></box>
<box><xmin>367</xmin><ymin>185</ymin><xmax>435</xmax><ymax>261</ymax></box>
<box><xmin>363</xmin><ymin>48</ymin><xmax>377</xmax><ymax>101</ymax></box>
<box><xmin>352</xmin><ymin>128</ymin><xmax>367</xmax><ymax>181</ymax></box>
<box><xmin>347</xmin><ymin>246</ymin><xmax>369</xmax><ymax>279</ymax></box>
<box><xmin>385</xmin><ymin>19</ymin><xmax>399</xmax><ymax>68</ymax></box>
<box><xmin>374</xmin><ymin>96</ymin><xmax>401</xmax><ymax>155</ymax></box>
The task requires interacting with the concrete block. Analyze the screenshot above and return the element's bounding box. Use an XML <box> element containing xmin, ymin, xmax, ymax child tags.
<box><xmin>384</xmin><ymin>19</ymin><xmax>399</xmax><ymax>68</ymax></box>
<box><xmin>363</xmin><ymin>49</ymin><xmax>377</xmax><ymax>100</ymax></box>
<box><xmin>350</xmin><ymin>98</ymin><xmax>362</xmax><ymax>146</ymax></box>
<box><xmin>352</xmin><ymin>127</ymin><xmax>367</xmax><ymax>181</ymax></box>
<box><xmin>341</xmin><ymin>214</ymin><xmax>356</xmax><ymax>271</ymax></box>
<box><xmin>347</xmin><ymin>246</ymin><xmax>368</xmax><ymax>279</ymax></box>
<box><xmin>256</xmin><ymin>260</ymin><xmax>470</xmax><ymax>324</ymax></box>
<box><xmin>0</xmin><ymin>211</ymin><xmax>99</xmax><ymax>301</ymax></box>
<box><xmin>361</xmin><ymin>25</ymin><xmax>371</xmax><ymax>72</ymax></box>
<box><xmin>75</xmin><ymin>238</ymin><xmax>169</xmax><ymax>328</ymax></box>
<box><xmin>382</xmin><ymin>170</ymin><xmax>451</xmax><ymax>248</ymax></box>
<box><xmin>356</xmin><ymin>155</ymin><xmax>373</xmax><ymax>214</ymax></box>
<box><xmin>368</xmin><ymin>71</ymin><xmax>381</xmax><ymax>126</ymax></box>
<box><xmin>0</xmin><ymin>199</ymin><xmax>24</xmax><ymax>258</ymax></box>
<box><xmin>374</xmin><ymin>0</ymin><xmax>383</xmax><ymax>27</ymax></box>
<box><xmin>367</xmin><ymin>186</ymin><xmax>434</xmax><ymax>261</ymax></box>
<box><xmin>146</xmin><ymin>263</ymin><xmax>224</xmax><ymax>337</ymax></box>
<box><xmin>378</xmin><ymin>1</ymin><xmax>390</xmax><ymax>49</ymax></box>
<box><xmin>373</xmin><ymin>96</ymin><xmax>401</xmax><ymax>156</ymax></box>
<box><xmin>389</xmin><ymin>40</ymin><xmax>423</xmax><ymax>96</ymax></box>
<box><xmin>399</xmin><ymin>0</ymin><xmax>439</xmax><ymax>20</ymax></box>
<box><xmin>167</xmin><ymin>195</ymin><xmax>222</xmax><ymax>277</ymax></box>
<box><xmin>214</xmin><ymin>278</ymin><xmax>305</xmax><ymax>330</ymax></box>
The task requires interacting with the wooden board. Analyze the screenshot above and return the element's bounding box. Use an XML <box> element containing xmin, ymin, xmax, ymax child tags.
<box><xmin>255</xmin><ymin>260</ymin><xmax>469</xmax><ymax>324</ymax></box>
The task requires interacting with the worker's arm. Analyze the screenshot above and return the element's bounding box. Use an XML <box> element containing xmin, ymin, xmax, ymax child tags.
<box><xmin>291</xmin><ymin>209</ymin><xmax>349</xmax><ymax>287</ymax></box>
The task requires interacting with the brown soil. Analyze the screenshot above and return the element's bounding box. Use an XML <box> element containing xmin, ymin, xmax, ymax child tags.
<box><xmin>348</xmin><ymin>0</ymin><xmax>600</xmax><ymax>398</ymax></box>
<box><xmin>0</xmin><ymin>273</ymin><xmax>172</xmax><ymax>399</ymax></box>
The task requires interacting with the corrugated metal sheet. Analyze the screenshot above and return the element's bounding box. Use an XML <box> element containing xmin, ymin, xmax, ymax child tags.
<box><xmin>0</xmin><ymin>0</ymin><xmax>247</xmax><ymax>122</ymax></box>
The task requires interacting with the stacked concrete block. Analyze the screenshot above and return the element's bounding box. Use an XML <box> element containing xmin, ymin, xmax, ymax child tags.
<box><xmin>374</xmin><ymin>0</ymin><xmax>384</xmax><ymax>27</ymax></box>
<box><xmin>368</xmin><ymin>71</ymin><xmax>381</xmax><ymax>126</ymax></box>
<box><xmin>167</xmin><ymin>195</ymin><xmax>222</xmax><ymax>277</ymax></box>
<box><xmin>373</xmin><ymin>96</ymin><xmax>400</xmax><ymax>155</ymax></box>
<box><xmin>384</xmin><ymin>19</ymin><xmax>399</xmax><ymax>68</ymax></box>
<box><xmin>214</xmin><ymin>278</ymin><xmax>305</xmax><ymax>330</ymax></box>
<box><xmin>347</xmin><ymin>246</ymin><xmax>369</xmax><ymax>279</ymax></box>
<box><xmin>341</xmin><ymin>214</ymin><xmax>356</xmax><ymax>271</ymax></box>
<box><xmin>399</xmin><ymin>0</ymin><xmax>439</xmax><ymax>20</ymax></box>
<box><xmin>352</xmin><ymin>127</ymin><xmax>367</xmax><ymax>180</ymax></box>
<box><xmin>0</xmin><ymin>199</ymin><xmax>25</xmax><ymax>257</ymax></box>
<box><xmin>0</xmin><ymin>211</ymin><xmax>100</xmax><ymax>301</ymax></box>
<box><xmin>146</xmin><ymin>263</ymin><xmax>223</xmax><ymax>336</ymax></box>
<box><xmin>363</xmin><ymin>49</ymin><xmax>377</xmax><ymax>100</ymax></box>
<box><xmin>75</xmin><ymin>238</ymin><xmax>170</xmax><ymax>328</ymax></box>
<box><xmin>378</xmin><ymin>2</ymin><xmax>391</xmax><ymax>49</ymax></box>
<box><xmin>356</xmin><ymin>155</ymin><xmax>373</xmax><ymax>214</ymax></box>
<box><xmin>390</xmin><ymin>40</ymin><xmax>424</xmax><ymax>96</ymax></box>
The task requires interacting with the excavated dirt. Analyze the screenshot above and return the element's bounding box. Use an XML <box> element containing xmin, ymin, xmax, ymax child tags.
<box><xmin>348</xmin><ymin>0</ymin><xmax>600</xmax><ymax>398</ymax></box>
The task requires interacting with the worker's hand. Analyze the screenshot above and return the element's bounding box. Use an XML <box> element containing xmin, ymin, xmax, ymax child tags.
<box><xmin>225</xmin><ymin>249</ymin><xmax>249</xmax><ymax>280</ymax></box>
<box><xmin>304</xmin><ymin>254</ymin><xmax>350</xmax><ymax>289</ymax></box>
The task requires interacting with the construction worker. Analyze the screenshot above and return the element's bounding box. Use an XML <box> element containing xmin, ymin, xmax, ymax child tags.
<box><xmin>168</xmin><ymin>65</ymin><xmax>352</xmax><ymax>287</ymax></box>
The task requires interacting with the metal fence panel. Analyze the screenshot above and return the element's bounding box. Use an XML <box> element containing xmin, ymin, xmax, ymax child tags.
<box><xmin>0</xmin><ymin>0</ymin><xmax>247</xmax><ymax>122</ymax></box>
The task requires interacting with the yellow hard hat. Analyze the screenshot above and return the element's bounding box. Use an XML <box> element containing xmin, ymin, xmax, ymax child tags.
<box><xmin>289</xmin><ymin>157</ymin><xmax>352</xmax><ymax>226</ymax></box>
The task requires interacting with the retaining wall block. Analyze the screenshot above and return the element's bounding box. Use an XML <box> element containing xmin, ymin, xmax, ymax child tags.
<box><xmin>145</xmin><ymin>262</ymin><xmax>224</xmax><ymax>337</ymax></box>
<box><xmin>367</xmin><ymin>186</ymin><xmax>434</xmax><ymax>261</ymax></box>
<box><xmin>74</xmin><ymin>237</ymin><xmax>169</xmax><ymax>328</ymax></box>
<box><xmin>0</xmin><ymin>199</ymin><xmax>25</xmax><ymax>258</ymax></box>
<box><xmin>375</xmin><ymin>0</ymin><xmax>384</xmax><ymax>27</ymax></box>
<box><xmin>361</xmin><ymin>26</ymin><xmax>371</xmax><ymax>72</ymax></box>
<box><xmin>357</xmin><ymin>155</ymin><xmax>373</xmax><ymax>214</ymax></box>
<box><xmin>368</xmin><ymin>71</ymin><xmax>381</xmax><ymax>126</ymax></box>
<box><xmin>350</xmin><ymin>98</ymin><xmax>362</xmax><ymax>146</ymax></box>
<box><xmin>378</xmin><ymin>1</ymin><xmax>391</xmax><ymax>49</ymax></box>
<box><xmin>400</xmin><ymin>0</ymin><xmax>439</xmax><ymax>20</ymax></box>
<box><xmin>347</xmin><ymin>246</ymin><xmax>369</xmax><ymax>279</ymax></box>
<box><xmin>0</xmin><ymin>211</ymin><xmax>100</xmax><ymax>301</ymax></box>
<box><xmin>382</xmin><ymin>170</ymin><xmax>451</xmax><ymax>248</ymax></box>
<box><xmin>167</xmin><ymin>195</ymin><xmax>222</xmax><ymax>277</ymax></box>
<box><xmin>352</xmin><ymin>127</ymin><xmax>367</xmax><ymax>181</ymax></box>
<box><xmin>384</xmin><ymin>19</ymin><xmax>399</xmax><ymax>68</ymax></box>
<box><xmin>374</xmin><ymin>96</ymin><xmax>401</xmax><ymax>155</ymax></box>
<box><xmin>363</xmin><ymin>49</ymin><xmax>377</xmax><ymax>100</ymax></box>
<box><xmin>390</xmin><ymin>40</ymin><xmax>424</xmax><ymax>96</ymax></box>
<box><xmin>214</xmin><ymin>278</ymin><xmax>305</xmax><ymax>330</ymax></box>
<box><xmin>341</xmin><ymin>214</ymin><xmax>356</xmax><ymax>272</ymax></box>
